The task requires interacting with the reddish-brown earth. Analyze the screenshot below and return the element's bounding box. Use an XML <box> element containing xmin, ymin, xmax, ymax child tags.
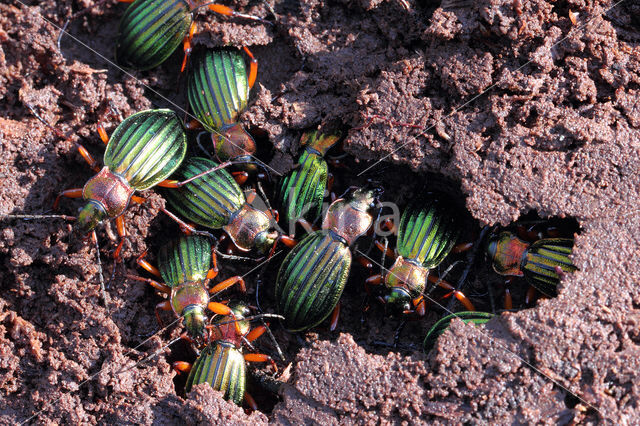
<box><xmin>1</xmin><ymin>0</ymin><xmax>640</xmax><ymax>423</ymax></box>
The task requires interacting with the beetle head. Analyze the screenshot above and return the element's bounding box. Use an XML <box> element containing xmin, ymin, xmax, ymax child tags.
<box><xmin>183</xmin><ymin>305</ymin><xmax>207</xmax><ymax>343</ymax></box>
<box><xmin>254</xmin><ymin>229</ymin><xmax>279</xmax><ymax>255</ymax></box>
<box><xmin>76</xmin><ymin>201</ymin><xmax>107</xmax><ymax>234</ymax></box>
<box><xmin>384</xmin><ymin>287</ymin><xmax>412</xmax><ymax>315</ymax></box>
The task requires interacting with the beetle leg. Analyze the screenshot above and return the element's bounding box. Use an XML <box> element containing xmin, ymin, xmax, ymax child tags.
<box><xmin>26</xmin><ymin>104</ymin><xmax>102</xmax><ymax>172</ymax></box>
<box><xmin>326</xmin><ymin>172</ymin><xmax>335</xmax><ymax>200</ymax></box>
<box><xmin>245</xmin><ymin>190</ymin><xmax>257</xmax><ymax>204</ymax></box>
<box><xmin>245</xmin><ymin>324</ymin><xmax>267</xmax><ymax>342</ymax></box>
<box><xmin>354</xmin><ymin>255</ymin><xmax>373</xmax><ymax>269</ymax></box>
<box><xmin>126</xmin><ymin>274</ymin><xmax>171</xmax><ymax>294</ymax></box>
<box><xmin>53</xmin><ymin>188</ymin><xmax>83</xmax><ymax>210</ymax></box>
<box><xmin>156</xmin><ymin>161</ymin><xmax>232</xmax><ymax>188</ymax></box>
<box><xmin>232</xmin><ymin>171</ymin><xmax>249</xmax><ymax>185</ymax></box>
<box><xmin>180</xmin><ymin>21</ymin><xmax>197</xmax><ymax>73</ymax></box>
<box><xmin>280</xmin><ymin>235</ymin><xmax>297</xmax><ymax>247</ymax></box>
<box><xmin>135</xmin><ymin>249</ymin><xmax>162</xmax><ymax>276</ymax></box>
<box><xmin>265</xmin><ymin>208</ymin><xmax>279</xmax><ymax>222</ymax></box>
<box><xmin>77</xmin><ymin>144</ymin><xmax>101</xmax><ymax>172</ymax></box>
<box><xmin>205</xmin><ymin>4</ymin><xmax>271</xmax><ymax>25</ymax></box>
<box><xmin>160</xmin><ymin>207</ymin><xmax>200</xmax><ymax>235</ymax></box>
<box><xmin>451</xmin><ymin>241</ymin><xmax>473</xmax><ymax>254</ymax></box>
<box><xmin>244</xmin><ymin>392</ymin><xmax>258</xmax><ymax>411</ymax></box>
<box><xmin>155</xmin><ymin>300</ymin><xmax>173</xmax><ymax>327</ymax></box>
<box><xmin>329</xmin><ymin>302</ymin><xmax>341</xmax><ymax>331</ymax></box>
<box><xmin>113</xmin><ymin>215</ymin><xmax>127</xmax><ymax>261</ymax></box>
<box><xmin>208</xmin><ymin>301</ymin><xmax>232</xmax><ymax>315</ymax></box>
<box><xmin>184</xmin><ymin>119</ymin><xmax>202</xmax><ymax>130</ymax></box>
<box><xmin>172</xmin><ymin>361</ymin><xmax>192</xmax><ymax>374</ymax></box>
<box><xmin>294</xmin><ymin>218</ymin><xmax>315</xmax><ymax>235</ymax></box>
<box><xmin>525</xmin><ymin>285</ymin><xmax>537</xmax><ymax>305</ymax></box>
<box><xmin>413</xmin><ymin>296</ymin><xmax>426</xmax><ymax>316</ymax></box>
<box><xmin>209</xmin><ymin>276</ymin><xmax>246</xmax><ymax>295</ymax></box>
<box><xmin>205</xmin><ymin>247</ymin><xmax>219</xmax><ymax>280</ymax></box>
<box><xmin>244</xmin><ymin>353</ymin><xmax>277</xmax><ymax>373</ymax></box>
<box><xmin>374</xmin><ymin>240</ymin><xmax>396</xmax><ymax>260</ymax></box>
<box><xmin>431</xmin><ymin>276</ymin><xmax>475</xmax><ymax>311</ymax></box>
<box><xmin>96</xmin><ymin>124</ymin><xmax>109</xmax><ymax>145</ymax></box>
<box><xmin>242</xmin><ymin>46</ymin><xmax>258</xmax><ymax>89</ymax></box>
<box><xmin>504</xmin><ymin>277</ymin><xmax>514</xmax><ymax>310</ymax></box>
<box><xmin>365</xmin><ymin>274</ymin><xmax>383</xmax><ymax>285</ymax></box>
<box><xmin>209</xmin><ymin>303</ymin><xmax>244</xmax><ymax>334</ymax></box>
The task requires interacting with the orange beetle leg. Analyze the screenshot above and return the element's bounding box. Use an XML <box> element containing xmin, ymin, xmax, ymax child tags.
<box><xmin>53</xmin><ymin>188</ymin><xmax>83</xmax><ymax>210</ymax></box>
<box><xmin>209</xmin><ymin>276</ymin><xmax>246</xmax><ymax>294</ymax></box>
<box><xmin>329</xmin><ymin>302</ymin><xmax>340</xmax><ymax>331</ymax></box>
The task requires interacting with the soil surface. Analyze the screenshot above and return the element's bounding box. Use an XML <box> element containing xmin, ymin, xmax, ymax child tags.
<box><xmin>1</xmin><ymin>0</ymin><xmax>640</xmax><ymax>424</ymax></box>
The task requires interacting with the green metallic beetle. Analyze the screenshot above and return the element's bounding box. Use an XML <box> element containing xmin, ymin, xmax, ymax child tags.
<box><xmin>486</xmin><ymin>231</ymin><xmax>577</xmax><ymax>297</ymax></box>
<box><xmin>275</xmin><ymin>130</ymin><xmax>340</xmax><ymax>233</ymax></box>
<box><xmin>423</xmin><ymin>311</ymin><xmax>494</xmax><ymax>352</ymax></box>
<box><xmin>173</xmin><ymin>302</ymin><xmax>276</xmax><ymax>407</ymax></box>
<box><xmin>275</xmin><ymin>188</ymin><xmax>381</xmax><ymax>332</ymax></box>
<box><xmin>127</xmin><ymin>235</ymin><xmax>245</xmax><ymax>341</ymax></box>
<box><xmin>187</xmin><ymin>48</ymin><xmax>260</xmax><ymax>168</ymax></box>
<box><xmin>366</xmin><ymin>193</ymin><xmax>475</xmax><ymax>315</ymax></box>
<box><xmin>53</xmin><ymin>109</ymin><xmax>187</xmax><ymax>256</ymax></box>
<box><xmin>162</xmin><ymin>157</ymin><xmax>295</xmax><ymax>254</ymax></box>
<box><xmin>115</xmin><ymin>0</ymin><xmax>267</xmax><ymax>71</ymax></box>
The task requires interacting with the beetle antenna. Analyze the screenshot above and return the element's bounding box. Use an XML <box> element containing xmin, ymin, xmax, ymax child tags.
<box><xmin>255</xmin><ymin>181</ymin><xmax>274</xmax><ymax>212</ymax></box>
<box><xmin>444</xmin><ymin>226</ymin><xmax>490</xmax><ymax>312</ymax></box>
<box><xmin>213</xmin><ymin>247</ymin><xmax>256</xmax><ymax>262</ymax></box>
<box><xmin>91</xmin><ymin>231</ymin><xmax>109</xmax><ymax>309</ymax></box>
<box><xmin>194</xmin><ymin>2</ymin><xmax>274</xmax><ymax>26</ymax></box>
<box><xmin>214</xmin><ymin>313</ymin><xmax>284</xmax><ymax>327</ymax></box>
<box><xmin>0</xmin><ymin>213</ymin><xmax>75</xmax><ymax>221</ymax></box>
<box><xmin>116</xmin><ymin>335</ymin><xmax>183</xmax><ymax>375</ymax></box>
<box><xmin>26</xmin><ymin>103</ymin><xmax>77</xmax><ymax>146</ymax></box>
<box><xmin>254</xmin><ymin>261</ymin><xmax>285</xmax><ymax>361</ymax></box>
<box><xmin>392</xmin><ymin>320</ymin><xmax>407</xmax><ymax>348</ymax></box>
<box><xmin>195</xmin><ymin>131</ymin><xmax>215</xmax><ymax>159</ymax></box>
<box><xmin>57</xmin><ymin>19</ymin><xmax>70</xmax><ymax>52</ymax></box>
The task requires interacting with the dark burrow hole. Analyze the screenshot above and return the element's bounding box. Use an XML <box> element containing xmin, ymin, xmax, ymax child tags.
<box><xmin>565</xmin><ymin>392</ymin><xmax>580</xmax><ymax>409</ymax></box>
<box><xmin>131</xmin><ymin>127</ymin><xmax>583</xmax><ymax>414</ymax></box>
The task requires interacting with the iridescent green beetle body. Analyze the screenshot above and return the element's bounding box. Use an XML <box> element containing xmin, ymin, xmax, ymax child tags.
<box><xmin>275</xmin><ymin>188</ymin><xmax>379</xmax><ymax>331</ymax></box>
<box><xmin>186</xmin><ymin>342</ymin><xmax>247</xmax><ymax>403</ymax></box>
<box><xmin>188</xmin><ymin>49</ymin><xmax>257</xmax><ymax>165</ymax></box>
<box><xmin>116</xmin><ymin>0</ymin><xmax>192</xmax><ymax>71</ymax></box>
<box><xmin>486</xmin><ymin>231</ymin><xmax>577</xmax><ymax>297</ymax></box>
<box><xmin>423</xmin><ymin>311</ymin><xmax>494</xmax><ymax>352</ymax></box>
<box><xmin>184</xmin><ymin>303</ymin><xmax>252</xmax><ymax>405</ymax></box>
<box><xmin>276</xmin><ymin>231</ymin><xmax>351</xmax><ymax>331</ymax></box>
<box><xmin>157</xmin><ymin>235</ymin><xmax>212</xmax><ymax>339</ymax></box>
<box><xmin>163</xmin><ymin>157</ymin><xmax>278</xmax><ymax>253</ymax></box>
<box><xmin>77</xmin><ymin>109</ymin><xmax>187</xmax><ymax>233</ymax></box>
<box><xmin>276</xmin><ymin>131</ymin><xmax>340</xmax><ymax>232</ymax></box>
<box><xmin>382</xmin><ymin>194</ymin><xmax>461</xmax><ymax>313</ymax></box>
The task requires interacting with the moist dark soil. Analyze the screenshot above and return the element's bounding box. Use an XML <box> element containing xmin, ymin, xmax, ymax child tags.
<box><xmin>1</xmin><ymin>0</ymin><xmax>640</xmax><ymax>423</ymax></box>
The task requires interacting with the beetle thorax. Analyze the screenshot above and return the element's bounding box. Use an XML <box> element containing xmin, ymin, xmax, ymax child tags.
<box><xmin>322</xmin><ymin>199</ymin><xmax>373</xmax><ymax>246</ymax></box>
<box><xmin>385</xmin><ymin>257</ymin><xmax>428</xmax><ymax>298</ymax></box>
<box><xmin>170</xmin><ymin>282</ymin><xmax>209</xmax><ymax>315</ymax></box>
<box><xmin>209</xmin><ymin>308</ymin><xmax>250</xmax><ymax>347</ymax></box>
<box><xmin>487</xmin><ymin>232</ymin><xmax>528</xmax><ymax>277</ymax></box>
<box><xmin>212</xmin><ymin>123</ymin><xmax>257</xmax><ymax>162</ymax></box>
<box><xmin>223</xmin><ymin>203</ymin><xmax>273</xmax><ymax>252</ymax></box>
<box><xmin>82</xmin><ymin>167</ymin><xmax>134</xmax><ymax>218</ymax></box>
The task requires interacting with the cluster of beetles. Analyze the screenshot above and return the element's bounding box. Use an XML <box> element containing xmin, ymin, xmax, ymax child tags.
<box><xmin>34</xmin><ymin>0</ymin><xmax>578</xmax><ymax>410</ymax></box>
